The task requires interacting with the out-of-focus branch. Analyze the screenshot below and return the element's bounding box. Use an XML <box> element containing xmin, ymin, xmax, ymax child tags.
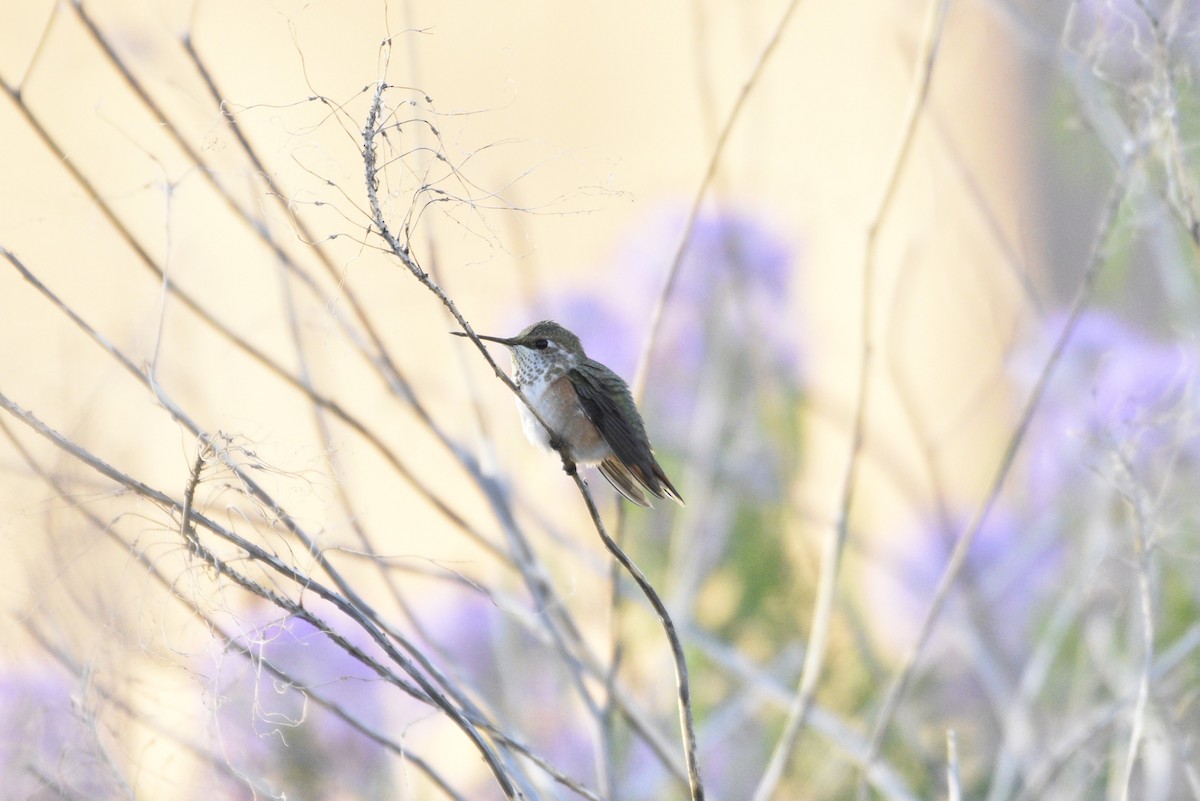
<box><xmin>689</xmin><ymin>626</ymin><xmax>919</xmax><ymax>801</ymax></box>
<box><xmin>0</xmin><ymin>388</ymin><xmax>531</xmax><ymax>798</ymax></box>
<box><xmin>753</xmin><ymin>2</ymin><xmax>950</xmax><ymax>798</ymax></box>
<box><xmin>947</xmin><ymin>730</ymin><xmax>962</xmax><ymax>801</ymax></box>
<box><xmin>1131</xmin><ymin>0</ymin><xmax>1200</xmax><ymax>248</ymax></box>
<box><xmin>631</xmin><ymin>0</ymin><xmax>803</xmax><ymax>403</ymax></box>
<box><xmin>1113</xmin><ymin>451</ymin><xmax>1158</xmax><ymax>801</ymax></box>
<box><xmin>856</xmin><ymin>154</ymin><xmax>1140</xmax><ymax>794</ymax></box>
<box><xmin>1013</xmin><ymin>621</ymin><xmax>1200</xmax><ymax>801</ymax></box>
<box><xmin>0</xmin><ymin>82</ymin><xmax>491</xmax><ymax>554</ymax></box>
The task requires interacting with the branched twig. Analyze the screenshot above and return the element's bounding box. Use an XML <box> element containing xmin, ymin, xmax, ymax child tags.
<box><xmin>1131</xmin><ymin>0</ymin><xmax>1200</xmax><ymax>247</ymax></box>
<box><xmin>179</xmin><ymin>439</ymin><xmax>208</xmax><ymax>555</ymax></box>
<box><xmin>0</xmin><ymin>80</ymin><xmax>491</xmax><ymax>555</ymax></box>
<box><xmin>363</xmin><ymin>77</ymin><xmax>706</xmax><ymax>801</ymax></box>
<box><xmin>1012</xmin><ymin>622</ymin><xmax>1200</xmax><ymax>801</ymax></box>
<box><xmin>10</xmin><ymin>413</ymin><xmax>595</xmax><ymax>801</ymax></box>
<box><xmin>0</xmin><ymin>389</ymin><xmax>528</xmax><ymax>799</ymax></box>
<box><xmin>21</xmin><ymin>613</ymin><xmax>464</xmax><ymax>801</ymax></box>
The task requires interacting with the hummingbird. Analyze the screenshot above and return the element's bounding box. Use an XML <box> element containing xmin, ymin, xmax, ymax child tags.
<box><xmin>454</xmin><ymin>320</ymin><xmax>684</xmax><ymax>507</ymax></box>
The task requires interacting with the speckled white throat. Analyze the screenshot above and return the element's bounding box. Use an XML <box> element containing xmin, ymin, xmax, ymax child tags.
<box><xmin>507</xmin><ymin>341</ymin><xmax>610</xmax><ymax>464</ymax></box>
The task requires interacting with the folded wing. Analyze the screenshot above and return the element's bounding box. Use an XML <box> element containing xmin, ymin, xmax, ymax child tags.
<box><xmin>569</xmin><ymin>360</ymin><xmax>685</xmax><ymax>506</ymax></box>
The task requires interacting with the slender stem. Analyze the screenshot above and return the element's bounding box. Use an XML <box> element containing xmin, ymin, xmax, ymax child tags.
<box><xmin>1011</xmin><ymin>622</ymin><xmax>1200</xmax><ymax>801</ymax></box>
<box><xmin>753</xmin><ymin>2</ymin><xmax>950</xmax><ymax>797</ymax></box>
<box><xmin>631</xmin><ymin>0</ymin><xmax>803</xmax><ymax>402</ymax></box>
<box><xmin>0</xmin><ymin>390</ymin><xmax>523</xmax><ymax>798</ymax></box>
<box><xmin>1131</xmin><ymin>0</ymin><xmax>1200</xmax><ymax>246</ymax></box>
<box><xmin>571</xmin><ymin>472</ymin><xmax>705</xmax><ymax>801</ymax></box>
<box><xmin>1115</xmin><ymin>452</ymin><xmax>1157</xmax><ymax>801</ymax></box>
<box><xmin>0</xmin><ymin>78</ymin><xmax>492</xmax><ymax>556</ymax></box>
<box><xmin>363</xmin><ymin>78</ymin><xmax>706</xmax><ymax>800</ymax></box>
<box><xmin>946</xmin><ymin>730</ymin><xmax>962</xmax><ymax>801</ymax></box>
<box><xmin>857</xmin><ymin>157</ymin><xmax>1137</xmax><ymax>793</ymax></box>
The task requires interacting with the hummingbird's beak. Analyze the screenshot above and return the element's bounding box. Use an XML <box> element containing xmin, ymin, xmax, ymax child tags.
<box><xmin>450</xmin><ymin>331</ymin><xmax>517</xmax><ymax>346</ymax></box>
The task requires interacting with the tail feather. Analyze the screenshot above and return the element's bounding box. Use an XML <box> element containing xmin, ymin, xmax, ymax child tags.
<box><xmin>597</xmin><ymin>458</ymin><xmax>651</xmax><ymax>507</ymax></box>
<box><xmin>650</xmin><ymin>462</ymin><xmax>685</xmax><ymax>507</ymax></box>
<box><xmin>598</xmin><ymin>457</ymin><xmax>685</xmax><ymax>508</ymax></box>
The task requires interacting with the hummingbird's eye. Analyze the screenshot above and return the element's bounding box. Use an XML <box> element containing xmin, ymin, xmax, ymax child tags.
<box><xmin>534</xmin><ymin>338</ymin><xmax>549</xmax><ymax>350</ymax></box>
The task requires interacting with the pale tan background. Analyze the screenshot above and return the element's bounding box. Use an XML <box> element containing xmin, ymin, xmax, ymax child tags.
<box><xmin>0</xmin><ymin>0</ymin><xmax>1035</xmax><ymax>574</ymax></box>
<box><xmin>0</xmin><ymin>0</ymin><xmax>1058</xmax><ymax>796</ymax></box>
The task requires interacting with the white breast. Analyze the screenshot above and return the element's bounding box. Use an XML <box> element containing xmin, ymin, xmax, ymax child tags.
<box><xmin>514</xmin><ymin>372</ymin><xmax>556</xmax><ymax>451</ymax></box>
<box><xmin>506</xmin><ymin>345</ymin><xmax>608</xmax><ymax>463</ymax></box>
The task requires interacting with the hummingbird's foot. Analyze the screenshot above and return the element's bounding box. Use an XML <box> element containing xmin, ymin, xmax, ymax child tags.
<box><xmin>547</xmin><ymin>435</ymin><xmax>577</xmax><ymax>475</ymax></box>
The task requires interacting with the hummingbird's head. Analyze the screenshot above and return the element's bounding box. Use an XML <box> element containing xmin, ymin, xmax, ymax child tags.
<box><xmin>453</xmin><ymin>320</ymin><xmax>586</xmax><ymax>382</ymax></box>
<box><xmin>510</xmin><ymin>320</ymin><xmax>585</xmax><ymax>357</ymax></box>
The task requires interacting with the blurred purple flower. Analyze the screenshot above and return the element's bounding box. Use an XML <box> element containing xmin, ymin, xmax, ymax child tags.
<box><xmin>417</xmin><ymin>589</ymin><xmax>505</xmax><ymax>692</ymax></box>
<box><xmin>0</xmin><ymin>663</ymin><xmax>113</xmax><ymax>798</ymax></box>
<box><xmin>866</xmin><ymin>506</ymin><xmax>1063</xmax><ymax>656</ymax></box>
<box><xmin>612</xmin><ymin>207</ymin><xmax>800</xmax><ymax>380</ymax></box>
<box><xmin>1062</xmin><ymin>0</ymin><xmax>1164</xmax><ymax>83</ymax></box>
<box><xmin>1017</xmin><ymin>310</ymin><xmax>1196</xmax><ymax>503</ymax></box>
<box><xmin>536</xmin><ymin>207</ymin><xmax>803</xmax><ymax>501</ymax></box>
<box><xmin>675</xmin><ymin>214</ymin><xmax>798</xmax><ymax>385</ymax></box>
<box><xmin>544</xmin><ymin>292</ymin><xmax>640</xmax><ymax>379</ymax></box>
<box><xmin>540</xmin><ymin>207</ymin><xmax>801</xmax><ymax>385</ymax></box>
<box><xmin>627</xmin><ymin>208</ymin><xmax>792</xmax><ymax>304</ymax></box>
<box><xmin>205</xmin><ymin>604</ymin><xmax>395</xmax><ymax>798</ymax></box>
<box><xmin>419</xmin><ymin>591</ymin><xmax>596</xmax><ymax>783</ymax></box>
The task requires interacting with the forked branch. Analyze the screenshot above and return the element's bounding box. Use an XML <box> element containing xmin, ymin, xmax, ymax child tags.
<box><xmin>362</xmin><ymin>78</ymin><xmax>705</xmax><ymax>801</ymax></box>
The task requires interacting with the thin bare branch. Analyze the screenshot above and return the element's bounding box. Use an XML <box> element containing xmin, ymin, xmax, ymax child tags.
<box><xmin>364</xmin><ymin>76</ymin><xmax>706</xmax><ymax>801</ymax></box>
<box><xmin>753</xmin><ymin>2</ymin><xmax>951</xmax><ymax>797</ymax></box>
<box><xmin>631</xmin><ymin>0</ymin><xmax>803</xmax><ymax>403</ymax></box>
<box><xmin>947</xmin><ymin>729</ymin><xmax>962</xmax><ymax>801</ymax></box>
<box><xmin>857</xmin><ymin>153</ymin><xmax>1140</xmax><ymax>794</ymax></box>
